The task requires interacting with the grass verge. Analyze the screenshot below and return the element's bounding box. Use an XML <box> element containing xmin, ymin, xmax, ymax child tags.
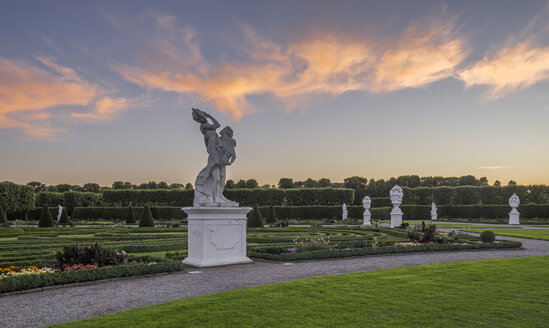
<box><xmin>469</xmin><ymin>229</ymin><xmax>549</xmax><ymax>241</ymax></box>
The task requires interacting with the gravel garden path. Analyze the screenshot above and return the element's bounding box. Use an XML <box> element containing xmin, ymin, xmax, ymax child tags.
<box><xmin>2</xmin><ymin>229</ymin><xmax>549</xmax><ymax>328</ymax></box>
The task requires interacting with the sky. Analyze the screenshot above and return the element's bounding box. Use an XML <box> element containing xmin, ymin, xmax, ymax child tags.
<box><xmin>1</xmin><ymin>0</ymin><xmax>549</xmax><ymax>187</ymax></box>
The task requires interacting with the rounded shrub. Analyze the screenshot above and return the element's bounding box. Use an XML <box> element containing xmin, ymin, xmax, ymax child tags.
<box><xmin>126</xmin><ymin>206</ymin><xmax>136</xmax><ymax>224</ymax></box>
<box><xmin>480</xmin><ymin>230</ymin><xmax>496</xmax><ymax>243</ymax></box>
<box><xmin>139</xmin><ymin>205</ymin><xmax>155</xmax><ymax>227</ymax></box>
<box><xmin>38</xmin><ymin>205</ymin><xmax>54</xmax><ymax>227</ymax></box>
<box><xmin>247</xmin><ymin>206</ymin><xmax>264</xmax><ymax>228</ymax></box>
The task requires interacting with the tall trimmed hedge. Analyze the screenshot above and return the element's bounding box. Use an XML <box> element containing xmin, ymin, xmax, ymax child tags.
<box><xmin>0</xmin><ymin>182</ymin><xmax>35</xmax><ymax>214</ymax></box>
<box><xmin>139</xmin><ymin>205</ymin><xmax>155</xmax><ymax>227</ymax></box>
<box><xmin>102</xmin><ymin>188</ymin><xmax>354</xmax><ymax>207</ymax></box>
<box><xmin>38</xmin><ymin>205</ymin><xmax>54</xmax><ymax>227</ymax></box>
<box><xmin>35</xmin><ymin>192</ymin><xmax>64</xmax><ymax>207</ymax></box>
<box><xmin>72</xmin><ymin>207</ymin><xmax>186</xmax><ymax>220</ymax></box>
<box><xmin>247</xmin><ymin>206</ymin><xmax>264</xmax><ymax>228</ymax></box>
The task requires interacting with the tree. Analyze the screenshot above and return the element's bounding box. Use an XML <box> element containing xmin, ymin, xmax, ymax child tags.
<box><xmin>139</xmin><ymin>205</ymin><xmax>155</xmax><ymax>227</ymax></box>
<box><xmin>27</xmin><ymin>181</ymin><xmax>46</xmax><ymax>192</ymax></box>
<box><xmin>126</xmin><ymin>206</ymin><xmax>136</xmax><ymax>224</ymax></box>
<box><xmin>494</xmin><ymin>180</ymin><xmax>501</xmax><ymax>187</ymax></box>
<box><xmin>38</xmin><ymin>205</ymin><xmax>54</xmax><ymax>227</ymax></box>
<box><xmin>458</xmin><ymin>175</ymin><xmax>477</xmax><ymax>186</ymax></box>
<box><xmin>158</xmin><ymin>181</ymin><xmax>169</xmax><ymax>189</ymax></box>
<box><xmin>479</xmin><ymin>177</ymin><xmax>489</xmax><ymax>186</ymax></box>
<box><xmin>0</xmin><ymin>207</ymin><xmax>7</xmax><ymax>226</ymax></box>
<box><xmin>185</xmin><ymin>183</ymin><xmax>194</xmax><ymax>190</ymax></box>
<box><xmin>46</xmin><ymin>185</ymin><xmax>58</xmax><ymax>192</ymax></box>
<box><xmin>55</xmin><ymin>184</ymin><xmax>73</xmax><ymax>192</ymax></box>
<box><xmin>235</xmin><ymin>179</ymin><xmax>247</xmax><ymax>188</ymax></box>
<box><xmin>396</xmin><ymin>175</ymin><xmax>421</xmax><ymax>188</ymax></box>
<box><xmin>266</xmin><ymin>205</ymin><xmax>277</xmax><ymax>224</ymax></box>
<box><xmin>508</xmin><ymin>180</ymin><xmax>517</xmax><ymax>186</ymax></box>
<box><xmin>304</xmin><ymin>178</ymin><xmax>318</xmax><ymax>188</ymax></box>
<box><xmin>112</xmin><ymin>181</ymin><xmax>125</xmax><ymax>189</ymax></box>
<box><xmin>278</xmin><ymin>178</ymin><xmax>294</xmax><ymax>189</ymax></box>
<box><xmin>344</xmin><ymin>176</ymin><xmax>368</xmax><ymax>190</ymax></box>
<box><xmin>225</xmin><ymin>180</ymin><xmax>235</xmax><ymax>189</ymax></box>
<box><xmin>169</xmin><ymin>183</ymin><xmax>185</xmax><ymax>189</ymax></box>
<box><xmin>0</xmin><ymin>182</ymin><xmax>36</xmax><ymax>216</ymax></box>
<box><xmin>245</xmin><ymin>179</ymin><xmax>259</xmax><ymax>189</ymax></box>
<box><xmin>247</xmin><ymin>206</ymin><xmax>264</xmax><ymax>228</ymax></box>
<box><xmin>317</xmin><ymin>178</ymin><xmax>331</xmax><ymax>188</ymax></box>
<box><xmin>83</xmin><ymin>183</ymin><xmax>100</xmax><ymax>193</ymax></box>
<box><xmin>59</xmin><ymin>208</ymin><xmax>70</xmax><ymax>227</ymax></box>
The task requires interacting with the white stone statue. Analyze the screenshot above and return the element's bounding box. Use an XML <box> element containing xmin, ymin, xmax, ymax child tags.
<box><xmin>57</xmin><ymin>205</ymin><xmax>63</xmax><ymax>222</ymax></box>
<box><xmin>508</xmin><ymin>193</ymin><xmax>520</xmax><ymax>224</ymax></box>
<box><xmin>342</xmin><ymin>203</ymin><xmax>348</xmax><ymax>220</ymax></box>
<box><xmin>431</xmin><ymin>202</ymin><xmax>437</xmax><ymax>221</ymax></box>
<box><xmin>362</xmin><ymin>196</ymin><xmax>371</xmax><ymax>225</ymax></box>
<box><xmin>389</xmin><ymin>185</ymin><xmax>403</xmax><ymax>227</ymax></box>
<box><xmin>192</xmin><ymin>108</ymin><xmax>238</xmax><ymax>207</ymax></box>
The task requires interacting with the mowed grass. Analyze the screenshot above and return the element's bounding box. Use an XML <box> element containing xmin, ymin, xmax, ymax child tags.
<box><xmin>469</xmin><ymin>228</ymin><xmax>549</xmax><ymax>241</ymax></box>
<box><xmin>55</xmin><ymin>256</ymin><xmax>549</xmax><ymax>328</ymax></box>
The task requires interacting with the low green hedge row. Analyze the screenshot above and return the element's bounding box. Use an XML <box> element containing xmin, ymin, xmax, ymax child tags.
<box><xmin>72</xmin><ymin>207</ymin><xmax>186</xmax><ymax>220</ymax></box>
<box><xmin>0</xmin><ymin>260</ymin><xmax>184</xmax><ymax>294</ymax></box>
<box><xmin>249</xmin><ymin>240</ymin><xmax>522</xmax><ymax>261</ymax></box>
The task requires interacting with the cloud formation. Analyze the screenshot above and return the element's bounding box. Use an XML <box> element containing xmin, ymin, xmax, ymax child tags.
<box><xmin>113</xmin><ymin>14</ymin><xmax>469</xmax><ymax>119</ymax></box>
<box><xmin>459</xmin><ymin>41</ymin><xmax>549</xmax><ymax>99</ymax></box>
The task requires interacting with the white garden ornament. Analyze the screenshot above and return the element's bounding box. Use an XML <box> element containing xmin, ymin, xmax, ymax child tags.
<box><xmin>362</xmin><ymin>196</ymin><xmax>371</xmax><ymax>225</ymax></box>
<box><xmin>508</xmin><ymin>193</ymin><xmax>520</xmax><ymax>225</ymax></box>
<box><xmin>390</xmin><ymin>185</ymin><xmax>403</xmax><ymax>227</ymax></box>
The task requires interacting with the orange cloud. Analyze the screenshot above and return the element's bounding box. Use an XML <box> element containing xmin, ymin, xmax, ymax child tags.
<box><xmin>71</xmin><ymin>97</ymin><xmax>129</xmax><ymax>122</ymax></box>
<box><xmin>113</xmin><ymin>15</ymin><xmax>468</xmax><ymax>119</ymax></box>
<box><xmin>459</xmin><ymin>41</ymin><xmax>549</xmax><ymax>99</ymax></box>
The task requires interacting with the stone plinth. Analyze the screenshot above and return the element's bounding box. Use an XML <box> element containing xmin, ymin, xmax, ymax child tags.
<box><xmin>182</xmin><ymin>207</ymin><xmax>253</xmax><ymax>267</ymax></box>
<box><xmin>509</xmin><ymin>209</ymin><xmax>520</xmax><ymax>225</ymax></box>
<box><xmin>363</xmin><ymin>209</ymin><xmax>371</xmax><ymax>226</ymax></box>
<box><xmin>390</xmin><ymin>207</ymin><xmax>403</xmax><ymax>227</ymax></box>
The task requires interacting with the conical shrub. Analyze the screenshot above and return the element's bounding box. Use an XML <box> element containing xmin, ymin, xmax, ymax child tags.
<box><xmin>139</xmin><ymin>205</ymin><xmax>155</xmax><ymax>227</ymax></box>
<box><xmin>126</xmin><ymin>206</ymin><xmax>136</xmax><ymax>224</ymax></box>
<box><xmin>266</xmin><ymin>205</ymin><xmax>277</xmax><ymax>224</ymax></box>
<box><xmin>0</xmin><ymin>208</ymin><xmax>8</xmax><ymax>226</ymax></box>
<box><xmin>59</xmin><ymin>208</ymin><xmax>71</xmax><ymax>227</ymax></box>
<box><xmin>38</xmin><ymin>205</ymin><xmax>54</xmax><ymax>227</ymax></box>
<box><xmin>247</xmin><ymin>206</ymin><xmax>264</xmax><ymax>228</ymax></box>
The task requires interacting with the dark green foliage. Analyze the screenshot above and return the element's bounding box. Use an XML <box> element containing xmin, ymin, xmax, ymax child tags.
<box><xmin>0</xmin><ymin>208</ymin><xmax>7</xmax><ymax>226</ymax></box>
<box><xmin>421</xmin><ymin>224</ymin><xmax>437</xmax><ymax>242</ymax></box>
<box><xmin>55</xmin><ymin>243</ymin><xmax>126</xmax><ymax>267</ymax></box>
<box><xmin>38</xmin><ymin>205</ymin><xmax>54</xmax><ymax>227</ymax></box>
<box><xmin>126</xmin><ymin>206</ymin><xmax>136</xmax><ymax>224</ymax></box>
<box><xmin>139</xmin><ymin>205</ymin><xmax>155</xmax><ymax>227</ymax></box>
<box><xmin>247</xmin><ymin>206</ymin><xmax>264</xmax><ymax>228</ymax></box>
<box><xmin>0</xmin><ymin>261</ymin><xmax>184</xmax><ymax>294</ymax></box>
<box><xmin>266</xmin><ymin>205</ymin><xmax>277</xmax><ymax>224</ymax></box>
<box><xmin>59</xmin><ymin>208</ymin><xmax>71</xmax><ymax>226</ymax></box>
<box><xmin>480</xmin><ymin>230</ymin><xmax>496</xmax><ymax>243</ymax></box>
<box><xmin>72</xmin><ymin>206</ymin><xmax>185</xmax><ymax>221</ymax></box>
<box><xmin>35</xmin><ymin>192</ymin><xmax>64</xmax><ymax>207</ymax></box>
<box><xmin>0</xmin><ymin>181</ymin><xmax>36</xmax><ymax>214</ymax></box>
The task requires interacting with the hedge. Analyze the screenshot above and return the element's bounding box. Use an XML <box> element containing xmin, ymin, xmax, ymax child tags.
<box><xmin>0</xmin><ymin>182</ymin><xmax>35</xmax><ymax>213</ymax></box>
<box><xmin>72</xmin><ymin>207</ymin><xmax>186</xmax><ymax>220</ymax></box>
<box><xmin>0</xmin><ymin>260</ymin><xmax>184</xmax><ymax>294</ymax></box>
<box><xmin>102</xmin><ymin>188</ymin><xmax>354</xmax><ymax>206</ymax></box>
<box><xmin>249</xmin><ymin>240</ymin><xmax>522</xmax><ymax>261</ymax></box>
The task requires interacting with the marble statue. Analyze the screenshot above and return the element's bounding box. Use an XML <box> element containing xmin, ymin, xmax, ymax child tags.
<box><xmin>508</xmin><ymin>193</ymin><xmax>520</xmax><ymax>224</ymax></box>
<box><xmin>431</xmin><ymin>202</ymin><xmax>437</xmax><ymax>221</ymax></box>
<box><xmin>342</xmin><ymin>203</ymin><xmax>348</xmax><ymax>220</ymax></box>
<box><xmin>362</xmin><ymin>196</ymin><xmax>371</xmax><ymax>225</ymax></box>
<box><xmin>192</xmin><ymin>108</ymin><xmax>238</xmax><ymax>207</ymax></box>
<box><xmin>389</xmin><ymin>185</ymin><xmax>403</xmax><ymax>227</ymax></box>
<box><xmin>57</xmin><ymin>205</ymin><xmax>63</xmax><ymax>222</ymax></box>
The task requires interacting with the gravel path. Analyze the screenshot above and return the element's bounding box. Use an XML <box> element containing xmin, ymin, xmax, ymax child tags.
<box><xmin>2</xmin><ymin>234</ymin><xmax>549</xmax><ymax>327</ymax></box>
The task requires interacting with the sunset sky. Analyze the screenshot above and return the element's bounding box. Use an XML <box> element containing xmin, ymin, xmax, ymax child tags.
<box><xmin>1</xmin><ymin>0</ymin><xmax>549</xmax><ymax>187</ymax></box>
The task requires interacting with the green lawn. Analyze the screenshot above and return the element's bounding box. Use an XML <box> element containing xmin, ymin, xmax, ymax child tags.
<box><xmin>55</xmin><ymin>256</ymin><xmax>549</xmax><ymax>328</ymax></box>
<box><xmin>469</xmin><ymin>229</ymin><xmax>549</xmax><ymax>241</ymax></box>
<box><xmin>382</xmin><ymin>220</ymin><xmax>514</xmax><ymax>229</ymax></box>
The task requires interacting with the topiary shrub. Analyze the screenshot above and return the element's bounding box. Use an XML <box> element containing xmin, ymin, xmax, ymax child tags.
<box><xmin>266</xmin><ymin>205</ymin><xmax>277</xmax><ymax>224</ymax></box>
<box><xmin>247</xmin><ymin>206</ymin><xmax>264</xmax><ymax>228</ymax></box>
<box><xmin>139</xmin><ymin>205</ymin><xmax>155</xmax><ymax>227</ymax></box>
<box><xmin>59</xmin><ymin>208</ymin><xmax>71</xmax><ymax>227</ymax></box>
<box><xmin>38</xmin><ymin>205</ymin><xmax>54</xmax><ymax>227</ymax></box>
<box><xmin>126</xmin><ymin>206</ymin><xmax>136</xmax><ymax>224</ymax></box>
<box><xmin>0</xmin><ymin>207</ymin><xmax>8</xmax><ymax>227</ymax></box>
<box><xmin>480</xmin><ymin>230</ymin><xmax>496</xmax><ymax>243</ymax></box>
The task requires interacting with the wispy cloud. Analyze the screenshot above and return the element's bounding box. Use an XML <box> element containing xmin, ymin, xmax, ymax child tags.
<box><xmin>477</xmin><ymin>166</ymin><xmax>514</xmax><ymax>170</ymax></box>
<box><xmin>71</xmin><ymin>96</ymin><xmax>129</xmax><ymax>122</ymax></box>
<box><xmin>112</xmin><ymin>12</ymin><xmax>469</xmax><ymax>119</ymax></box>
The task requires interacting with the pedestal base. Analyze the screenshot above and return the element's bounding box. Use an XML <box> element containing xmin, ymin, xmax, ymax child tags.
<box><xmin>363</xmin><ymin>210</ymin><xmax>371</xmax><ymax>226</ymax></box>
<box><xmin>431</xmin><ymin>215</ymin><xmax>437</xmax><ymax>221</ymax></box>
<box><xmin>182</xmin><ymin>207</ymin><xmax>253</xmax><ymax>267</ymax></box>
<box><xmin>390</xmin><ymin>207</ymin><xmax>403</xmax><ymax>227</ymax></box>
<box><xmin>509</xmin><ymin>210</ymin><xmax>520</xmax><ymax>225</ymax></box>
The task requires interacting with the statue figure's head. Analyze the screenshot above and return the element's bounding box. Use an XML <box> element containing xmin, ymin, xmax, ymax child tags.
<box><xmin>192</xmin><ymin>108</ymin><xmax>207</xmax><ymax>123</ymax></box>
<box><xmin>220</xmin><ymin>126</ymin><xmax>233</xmax><ymax>138</ymax></box>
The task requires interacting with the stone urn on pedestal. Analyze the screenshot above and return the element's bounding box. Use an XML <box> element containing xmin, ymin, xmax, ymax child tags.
<box><xmin>390</xmin><ymin>185</ymin><xmax>403</xmax><ymax>227</ymax></box>
<box><xmin>431</xmin><ymin>202</ymin><xmax>438</xmax><ymax>221</ymax></box>
<box><xmin>508</xmin><ymin>193</ymin><xmax>520</xmax><ymax>225</ymax></box>
<box><xmin>182</xmin><ymin>108</ymin><xmax>252</xmax><ymax>267</ymax></box>
<box><xmin>362</xmin><ymin>196</ymin><xmax>371</xmax><ymax>225</ymax></box>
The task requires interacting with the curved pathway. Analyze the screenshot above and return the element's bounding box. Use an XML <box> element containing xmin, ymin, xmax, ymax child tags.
<box><xmin>2</xmin><ymin>235</ymin><xmax>549</xmax><ymax>327</ymax></box>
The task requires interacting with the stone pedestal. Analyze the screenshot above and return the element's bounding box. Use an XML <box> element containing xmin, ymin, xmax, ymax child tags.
<box><xmin>182</xmin><ymin>207</ymin><xmax>253</xmax><ymax>267</ymax></box>
<box><xmin>431</xmin><ymin>214</ymin><xmax>437</xmax><ymax>221</ymax></box>
<box><xmin>509</xmin><ymin>209</ymin><xmax>520</xmax><ymax>225</ymax></box>
<box><xmin>363</xmin><ymin>210</ymin><xmax>371</xmax><ymax>226</ymax></box>
<box><xmin>390</xmin><ymin>207</ymin><xmax>403</xmax><ymax>227</ymax></box>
